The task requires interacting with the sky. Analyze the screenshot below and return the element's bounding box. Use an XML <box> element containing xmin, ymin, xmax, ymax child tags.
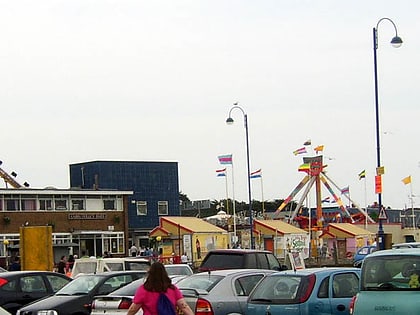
<box><xmin>0</xmin><ymin>0</ymin><xmax>419</xmax><ymax>211</ymax></box>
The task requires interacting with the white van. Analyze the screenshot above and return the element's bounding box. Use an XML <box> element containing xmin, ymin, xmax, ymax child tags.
<box><xmin>70</xmin><ymin>257</ymin><xmax>151</xmax><ymax>278</ymax></box>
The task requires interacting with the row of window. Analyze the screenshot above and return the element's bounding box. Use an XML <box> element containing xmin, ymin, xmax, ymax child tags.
<box><xmin>135</xmin><ymin>201</ymin><xmax>168</xmax><ymax>216</ymax></box>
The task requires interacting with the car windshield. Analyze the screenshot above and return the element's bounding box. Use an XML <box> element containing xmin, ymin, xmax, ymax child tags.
<box><xmin>177</xmin><ymin>274</ymin><xmax>223</xmax><ymax>291</ymax></box>
<box><xmin>57</xmin><ymin>274</ymin><xmax>102</xmax><ymax>295</ymax></box>
<box><xmin>249</xmin><ymin>275</ymin><xmax>303</xmax><ymax>303</ymax></box>
<box><xmin>362</xmin><ymin>255</ymin><xmax>420</xmax><ymax>291</ymax></box>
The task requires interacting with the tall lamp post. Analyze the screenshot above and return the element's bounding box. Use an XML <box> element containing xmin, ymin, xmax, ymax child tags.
<box><xmin>373</xmin><ymin>18</ymin><xmax>402</xmax><ymax>250</ymax></box>
<box><xmin>226</xmin><ymin>103</ymin><xmax>254</xmax><ymax>249</ymax></box>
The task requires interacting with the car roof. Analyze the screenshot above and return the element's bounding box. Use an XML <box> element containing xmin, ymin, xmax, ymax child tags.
<box><xmin>75</xmin><ymin>270</ymin><xmax>147</xmax><ymax>277</ymax></box>
<box><xmin>392</xmin><ymin>242</ymin><xmax>420</xmax><ymax>248</ymax></box>
<box><xmin>205</xmin><ymin>249</ymin><xmax>273</xmax><ymax>254</ymax></box>
<box><xmin>192</xmin><ymin>268</ymin><xmax>277</xmax><ymax>276</ymax></box>
<box><xmin>269</xmin><ymin>267</ymin><xmax>361</xmax><ymax>276</ymax></box>
<box><xmin>0</xmin><ymin>271</ymin><xmax>70</xmax><ymax>277</ymax></box>
<box><xmin>367</xmin><ymin>248</ymin><xmax>420</xmax><ymax>257</ymax></box>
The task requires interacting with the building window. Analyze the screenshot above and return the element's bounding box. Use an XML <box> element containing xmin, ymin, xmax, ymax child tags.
<box><xmin>71</xmin><ymin>199</ymin><xmax>85</xmax><ymax>210</ymax></box>
<box><xmin>103</xmin><ymin>200</ymin><xmax>116</xmax><ymax>210</ymax></box>
<box><xmin>39</xmin><ymin>199</ymin><xmax>53</xmax><ymax>210</ymax></box>
<box><xmin>55</xmin><ymin>199</ymin><xmax>68</xmax><ymax>210</ymax></box>
<box><xmin>136</xmin><ymin>201</ymin><xmax>147</xmax><ymax>216</ymax></box>
<box><xmin>158</xmin><ymin>201</ymin><xmax>168</xmax><ymax>215</ymax></box>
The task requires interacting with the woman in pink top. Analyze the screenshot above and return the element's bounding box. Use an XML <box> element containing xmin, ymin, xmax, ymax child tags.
<box><xmin>127</xmin><ymin>261</ymin><xmax>194</xmax><ymax>315</ymax></box>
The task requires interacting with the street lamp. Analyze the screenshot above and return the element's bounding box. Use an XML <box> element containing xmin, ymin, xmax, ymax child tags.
<box><xmin>373</xmin><ymin>18</ymin><xmax>403</xmax><ymax>250</ymax></box>
<box><xmin>226</xmin><ymin>103</ymin><xmax>254</xmax><ymax>249</ymax></box>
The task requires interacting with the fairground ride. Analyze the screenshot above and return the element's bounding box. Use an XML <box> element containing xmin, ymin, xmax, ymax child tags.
<box><xmin>273</xmin><ymin>155</ymin><xmax>375</xmax><ymax>230</ymax></box>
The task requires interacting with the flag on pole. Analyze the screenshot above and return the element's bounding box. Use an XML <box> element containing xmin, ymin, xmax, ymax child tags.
<box><xmin>298</xmin><ymin>163</ymin><xmax>310</xmax><ymax>172</ymax></box>
<box><xmin>358</xmin><ymin>170</ymin><xmax>366</xmax><ymax>180</ymax></box>
<box><xmin>402</xmin><ymin>175</ymin><xmax>412</xmax><ymax>185</ymax></box>
<box><xmin>322</xmin><ymin>196</ymin><xmax>330</xmax><ymax>203</ymax></box>
<box><xmin>250</xmin><ymin>169</ymin><xmax>262</xmax><ymax>179</ymax></box>
<box><xmin>218</xmin><ymin>154</ymin><xmax>233</xmax><ymax>165</ymax></box>
<box><xmin>314</xmin><ymin>145</ymin><xmax>324</xmax><ymax>153</ymax></box>
<box><xmin>216</xmin><ymin>168</ymin><xmax>226</xmax><ymax>177</ymax></box>
<box><xmin>303</xmin><ymin>139</ymin><xmax>311</xmax><ymax>146</ymax></box>
<box><xmin>341</xmin><ymin>186</ymin><xmax>350</xmax><ymax>194</ymax></box>
<box><xmin>293</xmin><ymin>147</ymin><xmax>307</xmax><ymax>155</ymax></box>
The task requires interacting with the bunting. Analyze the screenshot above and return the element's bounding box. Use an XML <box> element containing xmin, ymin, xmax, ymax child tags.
<box><xmin>293</xmin><ymin>147</ymin><xmax>307</xmax><ymax>155</ymax></box>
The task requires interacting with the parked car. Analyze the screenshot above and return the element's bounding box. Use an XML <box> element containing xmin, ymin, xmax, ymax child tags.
<box><xmin>177</xmin><ymin>269</ymin><xmax>276</xmax><ymax>315</ymax></box>
<box><xmin>350</xmin><ymin>248</ymin><xmax>420</xmax><ymax>315</ymax></box>
<box><xmin>199</xmin><ymin>249</ymin><xmax>283</xmax><ymax>272</ymax></box>
<box><xmin>91</xmin><ymin>278</ymin><xmax>145</xmax><ymax>315</ymax></box>
<box><xmin>0</xmin><ymin>306</ymin><xmax>11</xmax><ymax>315</ymax></box>
<box><xmin>164</xmin><ymin>264</ymin><xmax>193</xmax><ymax>277</ymax></box>
<box><xmin>91</xmin><ymin>270</ymin><xmax>187</xmax><ymax>315</ymax></box>
<box><xmin>17</xmin><ymin>271</ymin><xmax>147</xmax><ymax>315</ymax></box>
<box><xmin>247</xmin><ymin>267</ymin><xmax>361</xmax><ymax>315</ymax></box>
<box><xmin>0</xmin><ymin>271</ymin><xmax>72</xmax><ymax>315</ymax></box>
<box><xmin>353</xmin><ymin>245</ymin><xmax>376</xmax><ymax>267</ymax></box>
<box><xmin>0</xmin><ymin>267</ymin><xmax>7</xmax><ymax>273</ymax></box>
<box><xmin>391</xmin><ymin>241</ymin><xmax>420</xmax><ymax>249</ymax></box>
<box><xmin>71</xmin><ymin>257</ymin><xmax>151</xmax><ymax>278</ymax></box>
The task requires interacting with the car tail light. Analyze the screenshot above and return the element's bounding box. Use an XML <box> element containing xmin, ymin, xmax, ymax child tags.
<box><xmin>118</xmin><ymin>298</ymin><xmax>133</xmax><ymax>309</ymax></box>
<box><xmin>349</xmin><ymin>295</ymin><xmax>357</xmax><ymax>315</ymax></box>
<box><xmin>0</xmin><ymin>278</ymin><xmax>9</xmax><ymax>287</ymax></box>
<box><xmin>195</xmin><ymin>298</ymin><xmax>213</xmax><ymax>315</ymax></box>
<box><xmin>299</xmin><ymin>274</ymin><xmax>316</xmax><ymax>303</ymax></box>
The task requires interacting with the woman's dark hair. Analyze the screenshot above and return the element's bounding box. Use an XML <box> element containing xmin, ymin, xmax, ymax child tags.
<box><xmin>143</xmin><ymin>261</ymin><xmax>174</xmax><ymax>292</ymax></box>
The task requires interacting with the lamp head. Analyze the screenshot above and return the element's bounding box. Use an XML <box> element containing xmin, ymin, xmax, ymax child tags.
<box><xmin>391</xmin><ymin>35</ymin><xmax>403</xmax><ymax>48</ymax></box>
<box><xmin>226</xmin><ymin>117</ymin><xmax>234</xmax><ymax>125</ymax></box>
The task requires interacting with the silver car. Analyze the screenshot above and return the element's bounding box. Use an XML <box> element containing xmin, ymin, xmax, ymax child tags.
<box><xmin>177</xmin><ymin>269</ymin><xmax>276</xmax><ymax>315</ymax></box>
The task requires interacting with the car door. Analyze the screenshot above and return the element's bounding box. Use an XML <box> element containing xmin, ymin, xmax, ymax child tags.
<box><xmin>19</xmin><ymin>274</ymin><xmax>49</xmax><ymax>307</ymax></box>
<box><xmin>330</xmin><ymin>271</ymin><xmax>359</xmax><ymax>315</ymax></box>
<box><xmin>230</xmin><ymin>273</ymin><xmax>268</xmax><ymax>314</ymax></box>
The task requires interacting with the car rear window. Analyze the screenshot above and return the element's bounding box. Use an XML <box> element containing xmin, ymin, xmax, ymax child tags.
<box><xmin>249</xmin><ymin>275</ymin><xmax>304</xmax><ymax>303</ymax></box>
<box><xmin>362</xmin><ymin>255</ymin><xmax>420</xmax><ymax>290</ymax></box>
<box><xmin>177</xmin><ymin>274</ymin><xmax>223</xmax><ymax>292</ymax></box>
<box><xmin>200</xmin><ymin>253</ymin><xmax>244</xmax><ymax>270</ymax></box>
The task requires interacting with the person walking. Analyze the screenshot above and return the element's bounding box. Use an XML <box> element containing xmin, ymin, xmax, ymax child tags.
<box><xmin>57</xmin><ymin>256</ymin><xmax>67</xmax><ymax>274</ymax></box>
<box><xmin>127</xmin><ymin>261</ymin><xmax>193</xmax><ymax>315</ymax></box>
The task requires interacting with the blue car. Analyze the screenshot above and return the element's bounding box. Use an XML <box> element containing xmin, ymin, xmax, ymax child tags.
<box><xmin>246</xmin><ymin>267</ymin><xmax>360</xmax><ymax>315</ymax></box>
<box><xmin>353</xmin><ymin>246</ymin><xmax>376</xmax><ymax>267</ymax></box>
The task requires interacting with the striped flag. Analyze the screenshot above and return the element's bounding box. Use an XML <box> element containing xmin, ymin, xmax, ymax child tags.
<box><xmin>250</xmin><ymin>169</ymin><xmax>262</xmax><ymax>179</ymax></box>
<box><xmin>358</xmin><ymin>170</ymin><xmax>366</xmax><ymax>180</ymax></box>
<box><xmin>216</xmin><ymin>168</ymin><xmax>226</xmax><ymax>177</ymax></box>
<box><xmin>293</xmin><ymin>147</ymin><xmax>307</xmax><ymax>155</ymax></box>
<box><xmin>341</xmin><ymin>186</ymin><xmax>350</xmax><ymax>195</ymax></box>
<box><xmin>218</xmin><ymin>154</ymin><xmax>233</xmax><ymax>165</ymax></box>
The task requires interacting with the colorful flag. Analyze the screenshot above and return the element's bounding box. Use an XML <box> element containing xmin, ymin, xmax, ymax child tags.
<box><xmin>216</xmin><ymin>168</ymin><xmax>226</xmax><ymax>177</ymax></box>
<box><xmin>303</xmin><ymin>139</ymin><xmax>311</xmax><ymax>146</ymax></box>
<box><xmin>314</xmin><ymin>145</ymin><xmax>324</xmax><ymax>153</ymax></box>
<box><xmin>322</xmin><ymin>196</ymin><xmax>330</xmax><ymax>203</ymax></box>
<box><xmin>358</xmin><ymin>170</ymin><xmax>366</xmax><ymax>180</ymax></box>
<box><xmin>293</xmin><ymin>147</ymin><xmax>307</xmax><ymax>155</ymax></box>
<box><xmin>341</xmin><ymin>186</ymin><xmax>350</xmax><ymax>194</ymax></box>
<box><xmin>250</xmin><ymin>169</ymin><xmax>262</xmax><ymax>179</ymax></box>
<box><xmin>402</xmin><ymin>175</ymin><xmax>412</xmax><ymax>185</ymax></box>
<box><xmin>218</xmin><ymin>154</ymin><xmax>233</xmax><ymax>165</ymax></box>
<box><xmin>298</xmin><ymin>163</ymin><xmax>310</xmax><ymax>172</ymax></box>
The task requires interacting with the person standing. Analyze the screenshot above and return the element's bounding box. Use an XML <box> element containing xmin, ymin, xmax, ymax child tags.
<box><xmin>9</xmin><ymin>256</ymin><xmax>21</xmax><ymax>271</ymax></box>
<box><xmin>127</xmin><ymin>262</ymin><xmax>193</xmax><ymax>315</ymax></box>
<box><xmin>129</xmin><ymin>244</ymin><xmax>138</xmax><ymax>257</ymax></box>
<box><xmin>57</xmin><ymin>256</ymin><xmax>67</xmax><ymax>274</ymax></box>
<box><xmin>181</xmin><ymin>252</ymin><xmax>188</xmax><ymax>264</ymax></box>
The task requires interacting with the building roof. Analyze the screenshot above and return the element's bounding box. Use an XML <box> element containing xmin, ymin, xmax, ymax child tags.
<box><xmin>161</xmin><ymin>216</ymin><xmax>227</xmax><ymax>233</ymax></box>
<box><xmin>254</xmin><ymin>219</ymin><xmax>308</xmax><ymax>235</ymax></box>
<box><xmin>321</xmin><ymin>223</ymin><xmax>375</xmax><ymax>238</ymax></box>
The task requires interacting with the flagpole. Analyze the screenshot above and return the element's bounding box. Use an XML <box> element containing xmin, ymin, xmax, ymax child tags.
<box><xmin>225</xmin><ymin>169</ymin><xmax>229</xmax><ymax>215</ymax></box>
<box><xmin>364</xmin><ymin>178</ymin><xmax>368</xmax><ymax>230</ymax></box>
<box><xmin>231</xmin><ymin>159</ymin><xmax>237</xmax><ymax>248</ymax></box>
<box><xmin>411</xmin><ymin>181</ymin><xmax>415</xmax><ymax>229</ymax></box>
<box><xmin>260</xmin><ymin>172</ymin><xmax>265</xmax><ymax>218</ymax></box>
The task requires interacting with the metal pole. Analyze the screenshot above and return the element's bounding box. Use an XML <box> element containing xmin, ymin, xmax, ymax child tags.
<box><xmin>244</xmin><ymin>114</ymin><xmax>254</xmax><ymax>249</ymax></box>
<box><xmin>373</xmin><ymin>26</ymin><xmax>385</xmax><ymax>250</ymax></box>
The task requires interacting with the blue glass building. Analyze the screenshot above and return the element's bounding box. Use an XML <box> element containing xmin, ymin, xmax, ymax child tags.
<box><xmin>69</xmin><ymin>161</ymin><xmax>179</xmax><ymax>247</ymax></box>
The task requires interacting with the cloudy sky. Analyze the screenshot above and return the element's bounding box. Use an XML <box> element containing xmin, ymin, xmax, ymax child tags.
<box><xmin>1</xmin><ymin>0</ymin><xmax>419</xmax><ymax>210</ymax></box>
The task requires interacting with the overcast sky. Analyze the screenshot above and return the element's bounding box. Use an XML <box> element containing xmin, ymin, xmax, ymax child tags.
<box><xmin>1</xmin><ymin>1</ymin><xmax>419</xmax><ymax>211</ymax></box>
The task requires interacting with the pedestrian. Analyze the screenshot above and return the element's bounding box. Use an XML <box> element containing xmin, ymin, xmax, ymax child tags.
<box><xmin>181</xmin><ymin>252</ymin><xmax>188</xmax><ymax>264</ymax></box>
<box><xmin>129</xmin><ymin>244</ymin><xmax>138</xmax><ymax>257</ymax></box>
<box><xmin>8</xmin><ymin>256</ymin><xmax>21</xmax><ymax>271</ymax></box>
<box><xmin>126</xmin><ymin>261</ymin><xmax>194</xmax><ymax>315</ymax></box>
<box><xmin>57</xmin><ymin>255</ymin><xmax>67</xmax><ymax>274</ymax></box>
